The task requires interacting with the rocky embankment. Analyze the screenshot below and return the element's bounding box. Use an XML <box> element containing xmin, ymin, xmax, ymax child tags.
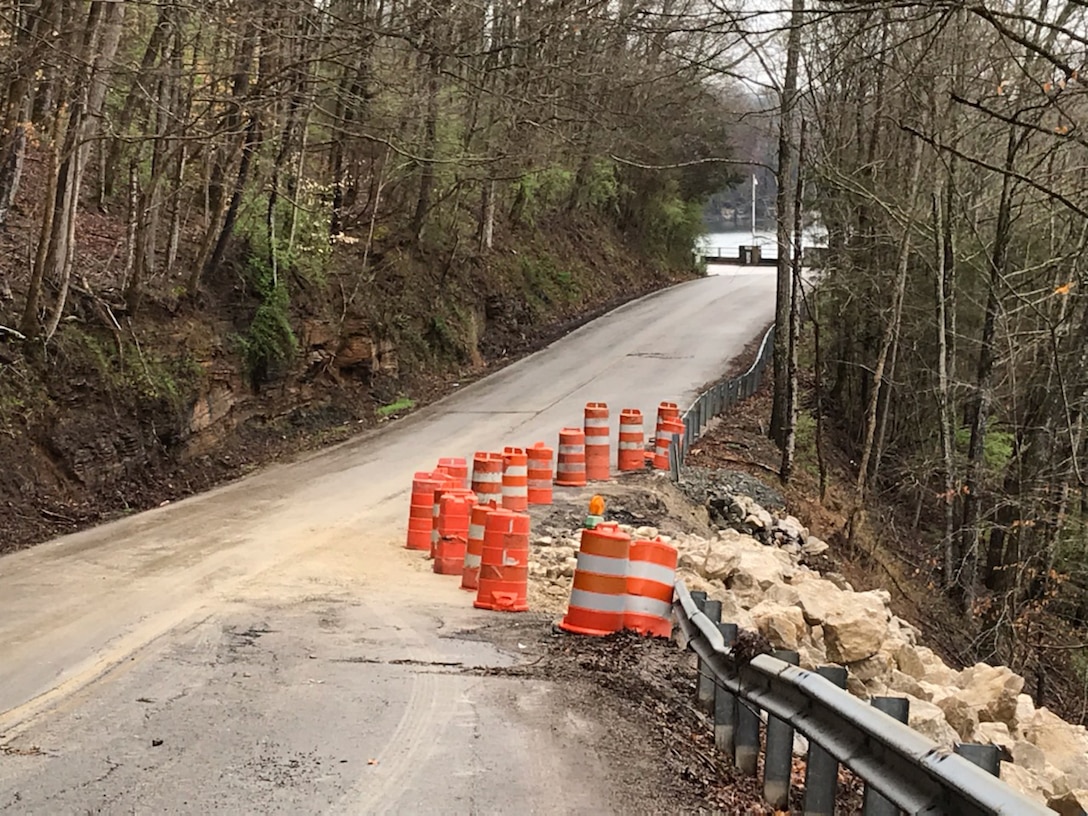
<box><xmin>525</xmin><ymin>477</ymin><xmax>1088</xmax><ymax>814</ymax></box>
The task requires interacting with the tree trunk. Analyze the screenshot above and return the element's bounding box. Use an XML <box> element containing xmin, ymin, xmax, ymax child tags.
<box><xmin>781</xmin><ymin>121</ymin><xmax>806</xmax><ymax>483</ymax></box>
<box><xmin>934</xmin><ymin>189</ymin><xmax>958</xmax><ymax>590</ymax></box>
<box><xmin>854</xmin><ymin>138</ymin><xmax>923</xmax><ymax>502</ymax></box>
<box><xmin>960</xmin><ymin>128</ymin><xmax>1019</xmax><ymax>613</ymax></box>
<box><xmin>770</xmin><ymin>0</ymin><xmax>804</xmax><ymax>446</ymax></box>
<box><xmin>411</xmin><ymin>47</ymin><xmax>441</xmax><ymax>246</ymax></box>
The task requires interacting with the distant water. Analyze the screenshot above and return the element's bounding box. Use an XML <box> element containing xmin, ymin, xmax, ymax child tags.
<box><xmin>696</xmin><ymin>228</ymin><xmax>827</xmax><ymax>262</ymax></box>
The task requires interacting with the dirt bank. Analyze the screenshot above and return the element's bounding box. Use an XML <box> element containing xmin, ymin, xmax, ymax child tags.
<box><xmin>0</xmin><ymin>214</ymin><xmax>692</xmax><ymax>556</ymax></box>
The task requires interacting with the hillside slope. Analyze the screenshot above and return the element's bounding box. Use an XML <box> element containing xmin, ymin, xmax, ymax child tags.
<box><xmin>0</xmin><ymin>192</ymin><xmax>692</xmax><ymax>553</ymax></box>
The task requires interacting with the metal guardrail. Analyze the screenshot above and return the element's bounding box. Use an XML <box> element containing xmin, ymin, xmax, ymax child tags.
<box><xmin>674</xmin><ymin>580</ymin><xmax>1051</xmax><ymax>815</ymax></box>
<box><xmin>668</xmin><ymin>325</ymin><xmax>775</xmax><ymax>481</ymax></box>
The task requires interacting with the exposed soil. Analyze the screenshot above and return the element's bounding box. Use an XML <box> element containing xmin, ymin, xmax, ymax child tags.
<box><xmin>473</xmin><ymin>617</ymin><xmax>865</xmax><ymax>815</ymax></box>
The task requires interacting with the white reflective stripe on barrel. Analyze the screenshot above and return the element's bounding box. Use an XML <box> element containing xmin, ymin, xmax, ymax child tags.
<box><xmin>504</xmin><ymin>465</ymin><xmax>528</xmax><ymax>477</ymax></box>
<box><xmin>625</xmin><ymin>595</ymin><xmax>673</xmax><ymax>618</ymax></box>
<box><xmin>584</xmin><ymin>418</ymin><xmax>609</xmax><ymax>428</ymax></box>
<box><xmin>620</xmin><ymin>422</ymin><xmax>642</xmax><ymax>431</ymax></box>
<box><xmin>463</xmin><ymin>553</ymin><xmax>481</xmax><ymax>568</ymax></box>
<box><xmin>619</xmin><ymin>442</ymin><xmax>642</xmax><ymax>450</ymax></box>
<box><xmin>556</xmin><ymin>462</ymin><xmax>585</xmax><ymax>473</ymax></box>
<box><xmin>568</xmin><ymin>588</ymin><xmax>627</xmax><ymax>613</ymax></box>
<box><xmin>584</xmin><ymin>438</ymin><xmax>609</xmax><ymax>447</ymax></box>
<box><xmin>628</xmin><ymin>560</ymin><xmax>676</xmax><ymax>585</ymax></box>
<box><xmin>504</xmin><ymin>486</ymin><xmax>528</xmax><ymax>496</ymax></box>
<box><xmin>558</xmin><ymin>445</ymin><xmax>584</xmax><ymax>455</ymax></box>
<box><xmin>473</xmin><ymin>472</ymin><xmax>502</xmax><ymax>483</ymax></box>
<box><xmin>576</xmin><ymin>552</ymin><xmax>628</xmax><ymax>576</ymax></box>
<box><xmin>528</xmin><ymin>480</ymin><xmax>551</xmax><ymax>489</ymax></box>
<box><xmin>468</xmin><ymin>523</ymin><xmax>485</xmax><ymax>540</ymax></box>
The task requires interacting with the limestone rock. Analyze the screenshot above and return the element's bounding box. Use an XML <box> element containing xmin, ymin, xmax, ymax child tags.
<box><xmin>1000</xmin><ymin>762</ymin><xmax>1049</xmax><ymax>802</ymax></box>
<box><xmin>791</xmin><ymin>577</ymin><xmax>845</xmax><ymax>625</ymax></box>
<box><xmin>802</xmin><ymin>535</ymin><xmax>830</xmax><ymax>557</ymax></box>
<box><xmin>725</xmin><ymin>548</ymin><xmax>795</xmax><ymax>606</ymax></box>
<box><xmin>896</xmin><ymin>645</ymin><xmax>955</xmax><ymax>685</ymax></box>
<box><xmin>1013</xmin><ymin>693</ymin><xmax>1036</xmax><ymax>734</ymax></box>
<box><xmin>895</xmin><ymin>643</ymin><xmax>926</xmax><ymax>679</ymax></box>
<box><xmin>937</xmin><ymin>695</ymin><xmax>980</xmax><ymax>741</ymax></box>
<box><xmin>635</xmin><ymin>526</ymin><xmax>659</xmax><ymax>539</ymax></box>
<box><xmin>975</xmin><ymin>721</ymin><xmax>1015</xmax><ymax>753</ymax></box>
<box><xmin>850</xmin><ymin>653</ymin><xmax>892</xmax><ymax>683</ymax></box>
<box><xmin>847</xmin><ymin>674</ymin><xmax>871</xmax><ymax>701</ymax></box>
<box><xmin>732</xmin><ymin>495</ymin><xmax>774</xmax><ymax>533</ymax></box>
<box><xmin>956</xmin><ymin>663</ymin><xmax>1025</xmax><ymax>725</ymax></box>
<box><xmin>1012</xmin><ymin>740</ymin><xmax>1049</xmax><ymax>774</ymax></box>
<box><xmin>917</xmin><ymin>680</ymin><xmax>953</xmax><ymax>706</ymax></box>
<box><xmin>905</xmin><ymin>696</ymin><xmax>958</xmax><ymax>747</ymax></box>
<box><xmin>674</xmin><ymin>570</ymin><xmax>755</xmax><ymax>630</ymax></box>
<box><xmin>885</xmin><ymin>669</ymin><xmax>926</xmax><ymax>699</ymax></box>
<box><xmin>749</xmin><ymin>601</ymin><xmax>806</xmax><ymax>651</ymax></box>
<box><xmin>1024</xmin><ymin>708</ymin><xmax>1088</xmax><ymax>789</ymax></box>
<box><xmin>764</xmin><ymin>583</ymin><xmax>801</xmax><ymax>608</ymax></box>
<box><xmin>774</xmin><ymin>514</ymin><xmax>807</xmax><ymax>542</ymax></box>
<box><xmin>822</xmin><ymin>590</ymin><xmax>890</xmax><ymax>663</ymax></box>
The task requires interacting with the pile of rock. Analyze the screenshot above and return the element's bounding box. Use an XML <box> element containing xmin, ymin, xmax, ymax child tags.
<box><xmin>675</xmin><ymin>494</ymin><xmax>1088</xmax><ymax>812</ymax></box>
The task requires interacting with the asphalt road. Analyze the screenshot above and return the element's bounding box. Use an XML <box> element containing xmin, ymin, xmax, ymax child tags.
<box><xmin>0</xmin><ymin>268</ymin><xmax>776</xmax><ymax>815</ymax></box>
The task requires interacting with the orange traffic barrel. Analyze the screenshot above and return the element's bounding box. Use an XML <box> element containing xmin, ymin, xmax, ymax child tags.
<box><xmin>431</xmin><ymin>481</ymin><xmax>471</xmax><ymax>554</ymax></box>
<box><xmin>434</xmin><ymin>492</ymin><xmax>477</xmax><ymax>575</ymax></box>
<box><xmin>559</xmin><ymin>523</ymin><xmax>631</xmax><ymax>636</ymax></box>
<box><xmin>555</xmin><ymin>428</ymin><xmax>587</xmax><ymax>487</ymax></box>
<box><xmin>437</xmin><ymin>456</ymin><xmax>469</xmax><ymax>489</ymax></box>
<box><xmin>584</xmin><ymin>402</ymin><xmax>610</xmax><ymax>481</ymax></box>
<box><xmin>474</xmin><ymin>508</ymin><xmax>531</xmax><ymax>612</ymax></box>
<box><xmin>472</xmin><ymin>452</ymin><xmax>504</xmax><ymax>506</ymax></box>
<box><xmin>653</xmin><ymin>417</ymin><xmax>685</xmax><ymax>470</ymax></box>
<box><xmin>502</xmin><ymin>446</ymin><xmax>529</xmax><ymax>511</ymax></box>
<box><xmin>461</xmin><ymin>502</ymin><xmax>495</xmax><ymax>591</ymax></box>
<box><xmin>653</xmin><ymin>426</ymin><xmax>675</xmax><ymax>470</ymax></box>
<box><xmin>407</xmin><ymin>470</ymin><xmax>445</xmax><ymax>550</ymax></box>
<box><xmin>654</xmin><ymin>403</ymin><xmax>680</xmax><ymax>470</ymax></box>
<box><xmin>625</xmin><ymin>538</ymin><xmax>678</xmax><ymax>637</ymax></box>
<box><xmin>618</xmin><ymin>409</ymin><xmax>644</xmax><ymax>472</ymax></box>
<box><xmin>527</xmin><ymin>442</ymin><xmax>554</xmax><ymax>505</ymax></box>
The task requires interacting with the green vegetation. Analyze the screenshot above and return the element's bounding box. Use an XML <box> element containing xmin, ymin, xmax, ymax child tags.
<box><xmin>377</xmin><ymin>397</ymin><xmax>415</xmax><ymax>417</ymax></box>
<box><xmin>232</xmin><ymin>254</ymin><xmax>300</xmax><ymax>385</ymax></box>
<box><xmin>54</xmin><ymin>326</ymin><xmax>201</xmax><ymax>412</ymax></box>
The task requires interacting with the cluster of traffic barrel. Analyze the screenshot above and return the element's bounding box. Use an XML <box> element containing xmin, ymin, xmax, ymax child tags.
<box><xmin>405</xmin><ymin>448</ymin><xmax>549</xmax><ymax>612</ymax></box>
<box><xmin>403</xmin><ymin>400</ymin><xmax>686</xmax><ymax>617</ymax></box>
<box><xmin>556</xmin><ymin>400</ymin><xmax>686</xmax><ymax>485</ymax></box>
<box><xmin>558</xmin><ymin>523</ymin><xmax>679</xmax><ymax>638</ymax></box>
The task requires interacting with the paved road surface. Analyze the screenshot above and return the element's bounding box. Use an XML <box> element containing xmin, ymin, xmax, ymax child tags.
<box><xmin>0</xmin><ymin>270</ymin><xmax>776</xmax><ymax>814</ymax></box>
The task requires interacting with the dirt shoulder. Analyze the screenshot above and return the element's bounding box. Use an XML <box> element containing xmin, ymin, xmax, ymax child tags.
<box><xmin>475</xmin><ymin>617</ymin><xmax>863</xmax><ymax>815</ymax></box>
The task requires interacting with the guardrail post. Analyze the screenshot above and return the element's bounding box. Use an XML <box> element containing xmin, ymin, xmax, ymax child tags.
<box><xmin>862</xmin><ymin>697</ymin><xmax>910</xmax><ymax>816</ymax></box>
<box><xmin>954</xmin><ymin>743</ymin><xmax>1001</xmax><ymax>776</ymax></box>
<box><xmin>715</xmin><ymin>622</ymin><xmax>738</xmax><ymax>757</ymax></box>
<box><xmin>697</xmin><ymin>600</ymin><xmax>722</xmax><ymax>712</ymax></box>
<box><xmin>735</xmin><ymin>694</ymin><xmax>761</xmax><ymax>776</ymax></box>
<box><xmin>763</xmin><ymin>649</ymin><xmax>799</xmax><ymax>808</ymax></box>
<box><xmin>803</xmin><ymin>665</ymin><xmax>848</xmax><ymax>816</ymax></box>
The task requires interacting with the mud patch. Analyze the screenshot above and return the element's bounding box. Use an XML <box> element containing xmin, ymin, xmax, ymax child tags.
<box><xmin>472</xmin><ymin>617</ymin><xmax>864</xmax><ymax>814</ymax></box>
